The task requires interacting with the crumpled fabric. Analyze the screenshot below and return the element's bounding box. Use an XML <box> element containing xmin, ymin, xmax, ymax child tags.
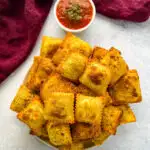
<box><xmin>93</xmin><ymin>0</ymin><xmax>150</xmax><ymax>22</ymax></box>
<box><xmin>0</xmin><ymin>0</ymin><xmax>53</xmax><ymax>83</ymax></box>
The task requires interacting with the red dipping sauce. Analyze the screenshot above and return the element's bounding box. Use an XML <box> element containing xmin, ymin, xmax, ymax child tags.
<box><xmin>56</xmin><ymin>0</ymin><xmax>93</xmax><ymax>30</ymax></box>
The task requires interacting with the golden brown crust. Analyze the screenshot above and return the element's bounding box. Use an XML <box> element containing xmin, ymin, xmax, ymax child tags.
<box><xmin>116</xmin><ymin>105</ymin><xmax>136</xmax><ymax>124</ymax></box>
<box><xmin>57</xmin><ymin>52</ymin><xmax>88</xmax><ymax>82</ymax></box>
<box><xmin>110</xmin><ymin>70</ymin><xmax>142</xmax><ymax>104</ymax></box>
<box><xmin>76</xmin><ymin>84</ymin><xmax>96</xmax><ymax>96</ymax></box>
<box><xmin>52</xmin><ymin>32</ymin><xmax>92</xmax><ymax>65</ymax></box>
<box><xmin>109</xmin><ymin>47</ymin><xmax>128</xmax><ymax>86</ymax></box>
<box><xmin>40</xmin><ymin>72</ymin><xmax>77</xmax><ymax>102</ymax></box>
<box><xmin>44</xmin><ymin>92</ymin><xmax>75</xmax><ymax>124</ymax></box>
<box><xmin>79</xmin><ymin>61</ymin><xmax>111</xmax><ymax>96</ymax></box>
<box><xmin>10</xmin><ymin>85</ymin><xmax>34</xmax><ymax>112</ymax></box>
<box><xmin>92</xmin><ymin>46</ymin><xmax>110</xmax><ymax>66</ymax></box>
<box><xmin>25</xmin><ymin>56</ymin><xmax>54</xmax><ymax>91</ymax></box>
<box><xmin>92</xmin><ymin>46</ymin><xmax>108</xmax><ymax>60</ymax></box>
<box><xmin>17</xmin><ymin>96</ymin><xmax>46</xmax><ymax>137</ymax></box>
<box><xmin>72</xmin><ymin>123</ymin><xmax>101</xmax><ymax>141</ymax></box>
<box><xmin>47</xmin><ymin>122</ymin><xmax>72</xmax><ymax>146</ymax></box>
<box><xmin>102</xmin><ymin>105</ymin><xmax>122</xmax><ymax>135</ymax></box>
<box><xmin>75</xmin><ymin>94</ymin><xmax>105</xmax><ymax>124</ymax></box>
<box><xmin>40</xmin><ymin>36</ymin><xmax>62</xmax><ymax>58</ymax></box>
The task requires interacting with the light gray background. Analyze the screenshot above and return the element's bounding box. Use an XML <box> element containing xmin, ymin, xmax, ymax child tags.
<box><xmin>0</xmin><ymin>2</ymin><xmax>150</xmax><ymax>150</ymax></box>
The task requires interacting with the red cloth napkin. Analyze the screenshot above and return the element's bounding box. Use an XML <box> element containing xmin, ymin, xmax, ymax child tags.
<box><xmin>0</xmin><ymin>0</ymin><xmax>150</xmax><ymax>84</ymax></box>
<box><xmin>0</xmin><ymin>0</ymin><xmax>53</xmax><ymax>83</ymax></box>
<box><xmin>93</xmin><ymin>0</ymin><xmax>150</xmax><ymax>22</ymax></box>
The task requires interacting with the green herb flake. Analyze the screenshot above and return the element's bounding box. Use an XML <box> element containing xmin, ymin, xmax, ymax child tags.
<box><xmin>65</xmin><ymin>4</ymin><xmax>83</xmax><ymax>22</ymax></box>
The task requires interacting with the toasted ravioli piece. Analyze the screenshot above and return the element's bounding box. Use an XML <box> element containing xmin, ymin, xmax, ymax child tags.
<box><xmin>30</xmin><ymin>124</ymin><xmax>48</xmax><ymax>138</ymax></box>
<box><xmin>40</xmin><ymin>36</ymin><xmax>62</xmax><ymax>58</ymax></box>
<box><xmin>75</xmin><ymin>94</ymin><xmax>105</xmax><ymax>124</ymax></box>
<box><xmin>102</xmin><ymin>106</ymin><xmax>122</xmax><ymax>135</ymax></box>
<box><xmin>92</xmin><ymin>130</ymin><xmax>110</xmax><ymax>146</ymax></box>
<box><xmin>77</xmin><ymin>84</ymin><xmax>95</xmax><ymax>96</ymax></box>
<box><xmin>79</xmin><ymin>61</ymin><xmax>111</xmax><ymax>95</ymax></box>
<box><xmin>93</xmin><ymin>47</ymin><xmax>108</xmax><ymax>61</ymax></box>
<box><xmin>72</xmin><ymin>123</ymin><xmax>101</xmax><ymax>141</ymax></box>
<box><xmin>116</xmin><ymin>105</ymin><xmax>136</xmax><ymax>124</ymax></box>
<box><xmin>57</xmin><ymin>53</ymin><xmax>87</xmax><ymax>82</ymax></box>
<box><xmin>40</xmin><ymin>73</ymin><xmax>76</xmax><ymax>102</ymax></box>
<box><xmin>47</xmin><ymin>122</ymin><xmax>72</xmax><ymax>146</ymax></box>
<box><xmin>25</xmin><ymin>56</ymin><xmax>54</xmax><ymax>91</ymax></box>
<box><xmin>17</xmin><ymin>96</ymin><xmax>46</xmax><ymax>136</ymax></box>
<box><xmin>110</xmin><ymin>70</ymin><xmax>142</xmax><ymax>104</ymax></box>
<box><xmin>52</xmin><ymin>33</ymin><xmax>92</xmax><ymax>65</ymax></box>
<box><xmin>92</xmin><ymin>47</ymin><xmax>110</xmax><ymax>66</ymax></box>
<box><xmin>10</xmin><ymin>85</ymin><xmax>34</xmax><ymax>112</ymax></box>
<box><xmin>59</xmin><ymin>142</ymin><xmax>84</xmax><ymax>150</ymax></box>
<box><xmin>44</xmin><ymin>92</ymin><xmax>74</xmax><ymax>124</ymax></box>
<box><xmin>109</xmin><ymin>47</ymin><xmax>128</xmax><ymax>85</ymax></box>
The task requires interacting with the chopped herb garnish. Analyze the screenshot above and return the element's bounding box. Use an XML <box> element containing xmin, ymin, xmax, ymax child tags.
<box><xmin>65</xmin><ymin>4</ymin><xmax>83</xmax><ymax>22</ymax></box>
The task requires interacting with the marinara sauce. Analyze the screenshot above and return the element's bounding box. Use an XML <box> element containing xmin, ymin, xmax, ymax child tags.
<box><xmin>56</xmin><ymin>0</ymin><xmax>93</xmax><ymax>30</ymax></box>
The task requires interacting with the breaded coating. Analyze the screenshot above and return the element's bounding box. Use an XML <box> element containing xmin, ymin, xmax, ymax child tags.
<box><xmin>40</xmin><ymin>36</ymin><xmax>62</xmax><ymax>58</ymax></box>
<box><xmin>108</xmin><ymin>47</ymin><xmax>128</xmax><ymax>85</ymax></box>
<box><xmin>102</xmin><ymin>106</ymin><xmax>122</xmax><ymax>135</ymax></box>
<box><xmin>52</xmin><ymin>32</ymin><xmax>92</xmax><ymax>65</ymax></box>
<box><xmin>75</xmin><ymin>94</ymin><xmax>105</xmax><ymax>124</ymax></box>
<box><xmin>10</xmin><ymin>85</ymin><xmax>34</xmax><ymax>112</ymax></box>
<box><xmin>92</xmin><ymin>47</ymin><xmax>110</xmax><ymax>66</ymax></box>
<box><xmin>72</xmin><ymin>123</ymin><xmax>101</xmax><ymax>141</ymax></box>
<box><xmin>110</xmin><ymin>70</ymin><xmax>142</xmax><ymax>104</ymax></box>
<box><xmin>47</xmin><ymin>122</ymin><xmax>72</xmax><ymax>146</ymax></box>
<box><xmin>59</xmin><ymin>142</ymin><xmax>84</xmax><ymax>150</ymax></box>
<box><xmin>76</xmin><ymin>84</ymin><xmax>95</xmax><ymax>96</ymax></box>
<box><xmin>40</xmin><ymin>72</ymin><xmax>76</xmax><ymax>102</ymax></box>
<box><xmin>79</xmin><ymin>61</ymin><xmax>111</xmax><ymax>96</ymax></box>
<box><xmin>44</xmin><ymin>92</ymin><xmax>74</xmax><ymax>124</ymax></box>
<box><xmin>116</xmin><ymin>105</ymin><xmax>136</xmax><ymax>124</ymax></box>
<box><xmin>17</xmin><ymin>96</ymin><xmax>46</xmax><ymax>137</ymax></box>
<box><xmin>92</xmin><ymin>47</ymin><xmax>108</xmax><ymax>61</ymax></box>
<box><xmin>57</xmin><ymin>53</ymin><xmax>87</xmax><ymax>82</ymax></box>
<box><xmin>92</xmin><ymin>130</ymin><xmax>110</xmax><ymax>146</ymax></box>
<box><xmin>25</xmin><ymin>56</ymin><xmax>54</xmax><ymax>91</ymax></box>
<box><xmin>30</xmin><ymin>124</ymin><xmax>48</xmax><ymax>138</ymax></box>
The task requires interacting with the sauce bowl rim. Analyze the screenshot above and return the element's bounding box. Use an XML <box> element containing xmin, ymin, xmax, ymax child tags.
<box><xmin>54</xmin><ymin>0</ymin><xmax>96</xmax><ymax>33</ymax></box>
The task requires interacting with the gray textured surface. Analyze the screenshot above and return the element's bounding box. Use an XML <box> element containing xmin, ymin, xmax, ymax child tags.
<box><xmin>0</xmin><ymin>4</ymin><xmax>150</xmax><ymax>150</ymax></box>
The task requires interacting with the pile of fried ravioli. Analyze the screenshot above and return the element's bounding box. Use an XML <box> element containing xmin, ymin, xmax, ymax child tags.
<box><xmin>10</xmin><ymin>33</ymin><xmax>142</xmax><ymax>150</ymax></box>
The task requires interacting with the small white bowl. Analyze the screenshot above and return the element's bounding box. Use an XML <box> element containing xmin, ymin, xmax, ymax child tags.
<box><xmin>54</xmin><ymin>0</ymin><xmax>96</xmax><ymax>33</ymax></box>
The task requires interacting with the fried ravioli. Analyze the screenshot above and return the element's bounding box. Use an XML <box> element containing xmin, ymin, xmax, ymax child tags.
<box><xmin>116</xmin><ymin>105</ymin><xmax>136</xmax><ymax>124</ymax></box>
<box><xmin>57</xmin><ymin>53</ymin><xmax>87</xmax><ymax>82</ymax></box>
<box><xmin>102</xmin><ymin>105</ymin><xmax>122</xmax><ymax>135</ymax></box>
<box><xmin>79</xmin><ymin>61</ymin><xmax>111</xmax><ymax>96</ymax></box>
<box><xmin>25</xmin><ymin>56</ymin><xmax>54</xmax><ymax>91</ymax></box>
<box><xmin>72</xmin><ymin>123</ymin><xmax>101</xmax><ymax>141</ymax></box>
<box><xmin>75</xmin><ymin>94</ymin><xmax>105</xmax><ymax>124</ymax></box>
<box><xmin>44</xmin><ymin>92</ymin><xmax>74</xmax><ymax>124</ymax></box>
<box><xmin>40</xmin><ymin>36</ymin><xmax>62</xmax><ymax>58</ymax></box>
<box><xmin>47</xmin><ymin>122</ymin><xmax>72</xmax><ymax>146</ymax></box>
<box><xmin>52</xmin><ymin>33</ymin><xmax>92</xmax><ymax>65</ymax></box>
<box><xmin>110</xmin><ymin>70</ymin><xmax>142</xmax><ymax>104</ymax></box>
<box><xmin>40</xmin><ymin>72</ymin><xmax>76</xmax><ymax>102</ymax></box>
<box><xmin>108</xmin><ymin>47</ymin><xmax>128</xmax><ymax>85</ymax></box>
<box><xmin>10</xmin><ymin>85</ymin><xmax>34</xmax><ymax>112</ymax></box>
<box><xmin>17</xmin><ymin>96</ymin><xmax>46</xmax><ymax>137</ymax></box>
